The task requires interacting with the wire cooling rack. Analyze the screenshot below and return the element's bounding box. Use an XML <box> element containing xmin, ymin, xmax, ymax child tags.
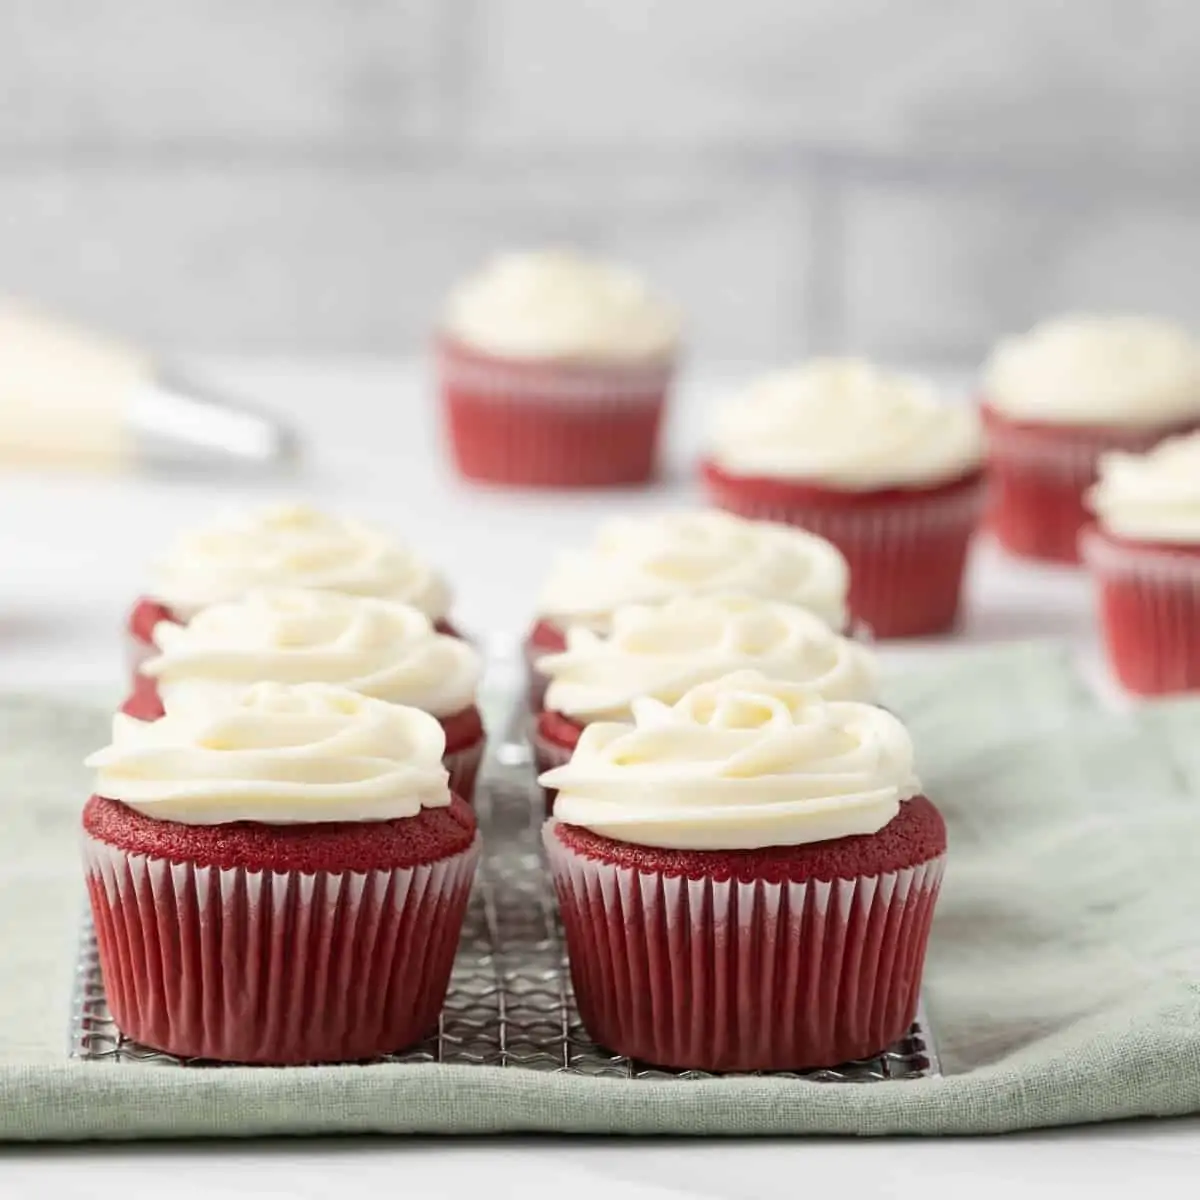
<box><xmin>70</xmin><ymin>657</ymin><xmax>939</xmax><ymax>1082</ymax></box>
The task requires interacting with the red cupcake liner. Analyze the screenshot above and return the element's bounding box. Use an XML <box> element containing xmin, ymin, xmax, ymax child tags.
<box><xmin>445</xmin><ymin>738</ymin><xmax>485</xmax><ymax>804</ymax></box>
<box><xmin>981</xmin><ymin>404</ymin><xmax>1200</xmax><ymax>565</ymax></box>
<box><xmin>437</xmin><ymin>338</ymin><xmax>673</xmax><ymax>489</ymax></box>
<box><xmin>83</xmin><ymin>830</ymin><xmax>480</xmax><ymax>1064</ymax></box>
<box><xmin>524</xmin><ymin>618</ymin><xmax>568</xmax><ymax>711</ymax></box>
<box><xmin>544</xmin><ymin>826</ymin><xmax>943</xmax><ymax>1071</ymax></box>
<box><xmin>1082</xmin><ymin>527</ymin><xmax>1200</xmax><ymax>696</ymax></box>
<box><xmin>531</xmin><ymin>720</ymin><xmax>576</xmax><ymax>814</ymax></box>
<box><xmin>702</xmin><ymin>463</ymin><xmax>985</xmax><ymax>639</ymax></box>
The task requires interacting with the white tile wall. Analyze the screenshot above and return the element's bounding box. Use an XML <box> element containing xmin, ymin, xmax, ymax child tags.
<box><xmin>0</xmin><ymin>0</ymin><xmax>452</xmax><ymax>147</ymax></box>
<box><xmin>469</xmin><ymin>0</ymin><xmax>1200</xmax><ymax>164</ymax></box>
<box><xmin>0</xmin><ymin>164</ymin><xmax>808</xmax><ymax>357</ymax></box>
<box><xmin>838</xmin><ymin>182</ymin><xmax>1200</xmax><ymax>364</ymax></box>
<box><xmin>0</xmin><ymin>1</ymin><xmax>1197</xmax><ymax>360</ymax></box>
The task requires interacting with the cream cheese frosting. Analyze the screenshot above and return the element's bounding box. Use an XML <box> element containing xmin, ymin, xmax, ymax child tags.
<box><xmin>147</xmin><ymin>504</ymin><xmax>451</xmax><ymax>621</ymax></box>
<box><xmin>87</xmin><ymin>682</ymin><xmax>451</xmax><ymax>826</ymax></box>
<box><xmin>144</xmin><ymin>589</ymin><xmax>481</xmax><ymax>718</ymax></box>
<box><xmin>442</xmin><ymin>249</ymin><xmax>678</xmax><ymax>362</ymax></box>
<box><xmin>536</xmin><ymin>510</ymin><xmax>849</xmax><ymax>632</ymax></box>
<box><xmin>540</xmin><ymin>670</ymin><xmax>919</xmax><ymax>850</ymax></box>
<box><xmin>708</xmin><ymin>358</ymin><xmax>982</xmax><ymax>488</ymax></box>
<box><xmin>540</xmin><ymin>593</ymin><xmax>877</xmax><ymax>722</ymax></box>
<box><xmin>1087</xmin><ymin>430</ymin><xmax>1200</xmax><ymax>544</ymax></box>
<box><xmin>984</xmin><ymin>315</ymin><xmax>1200</xmax><ymax>427</ymax></box>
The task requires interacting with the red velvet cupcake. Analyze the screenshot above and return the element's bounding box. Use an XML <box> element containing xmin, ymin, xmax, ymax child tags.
<box><xmin>1082</xmin><ymin>432</ymin><xmax>1200</xmax><ymax>695</ymax></box>
<box><xmin>981</xmin><ymin>316</ymin><xmax>1200</xmax><ymax>564</ymax></box>
<box><xmin>526</xmin><ymin>510</ymin><xmax>850</xmax><ymax>709</ymax></box>
<box><xmin>532</xmin><ymin>593</ymin><xmax>879</xmax><ymax>811</ymax></box>
<box><xmin>540</xmin><ymin>671</ymin><xmax>945</xmax><ymax>1072</ymax></box>
<box><xmin>126</xmin><ymin>589</ymin><xmax>486</xmax><ymax>802</ymax></box>
<box><xmin>701</xmin><ymin>360</ymin><xmax>984</xmax><ymax>638</ymax></box>
<box><xmin>436</xmin><ymin>250</ymin><xmax>678</xmax><ymax>489</ymax></box>
<box><xmin>127</xmin><ymin>503</ymin><xmax>456</xmax><ymax>670</ymax></box>
<box><xmin>83</xmin><ymin>683</ymin><xmax>479</xmax><ymax>1064</ymax></box>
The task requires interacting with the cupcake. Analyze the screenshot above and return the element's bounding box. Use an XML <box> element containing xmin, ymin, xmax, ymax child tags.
<box><xmin>982</xmin><ymin>315</ymin><xmax>1200</xmax><ymax>563</ymax></box>
<box><xmin>701</xmin><ymin>358</ymin><xmax>984</xmax><ymax>638</ymax></box>
<box><xmin>123</xmin><ymin>589</ymin><xmax>486</xmax><ymax>801</ymax></box>
<box><xmin>541</xmin><ymin>671</ymin><xmax>945</xmax><ymax>1072</ymax></box>
<box><xmin>436</xmin><ymin>249</ymin><xmax>678</xmax><ymax>488</ymax></box>
<box><xmin>83</xmin><ymin>683</ymin><xmax>479</xmax><ymax>1064</ymax></box>
<box><xmin>1083</xmin><ymin>431</ymin><xmax>1200</xmax><ymax>695</ymax></box>
<box><xmin>128</xmin><ymin>503</ymin><xmax>454</xmax><ymax>671</ymax></box>
<box><xmin>527</xmin><ymin>509</ymin><xmax>849</xmax><ymax>710</ymax></box>
<box><xmin>533</xmin><ymin>593</ymin><xmax>878</xmax><ymax>808</ymax></box>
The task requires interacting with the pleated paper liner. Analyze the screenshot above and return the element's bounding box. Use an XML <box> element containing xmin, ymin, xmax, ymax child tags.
<box><xmin>83</xmin><ymin>833</ymin><xmax>480</xmax><ymax>1064</ymax></box>
<box><xmin>1082</xmin><ymin>527</ymin><xmax>1200</xmax><ymax>697</ymax></box>
<box><xmin>981</xmin><ymin>404</ymin><xmax>1200</xmax><ymax>565</ymax></box>
<box><xmin>437</xmin><ymin>338</ymin><xmax>673</xmax><ymax>489</ymax></box>
<box><xmin>547</xmin><ymin>828</ymin><xmax>943</xmax><ymax>1072</ymax></box>
<box><xmin>703</xmin><ymin>465</ymin><xmax>986</xmax><ymax>639</ymax></box>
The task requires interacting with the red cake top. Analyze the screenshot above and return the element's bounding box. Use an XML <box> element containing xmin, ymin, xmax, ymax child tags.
<box><xmin>84</xmin><ymin>793</ymin><xmax>476</xmax><ymax>874</ymax></box>
<box><xmin>553</xmin><ymin>794</ymin><xmax>944</xmax><ymax>884</ymax></box>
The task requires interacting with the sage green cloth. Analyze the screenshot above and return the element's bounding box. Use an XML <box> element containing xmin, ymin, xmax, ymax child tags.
<box><xmin>2</xmin><ymin>641</ymin><xmax>1199</xmax><ymax>1140</ymax></box>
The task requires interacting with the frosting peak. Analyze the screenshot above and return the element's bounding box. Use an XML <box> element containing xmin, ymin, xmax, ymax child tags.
<box><xmin>442</xmin><ymin>249</ymin><xmax>678</xmax><ymax>362</ymax></box>
<box><xmin>144</xmin><ymin>589</ymin><xmax>480</xmax><ymax>718</ymax></box>
<box><xmin>540</xmin><ymin>670</ymin><xmax>919</xmax><ymax>850</ymax></box>
<box><xmin>540</xmin><ymin>593</ymin><xmax>877</xmax><ymax>722</ymax></box>
<box><xmin>1087</xmin><ymin>430</ymin><xmax>1200</xmax><ymax>544</ymax></box>
<box><xmin>148</xmin><ymin>504</ymin><xmax>451</xmax><ymax>620</ymax></box>
<box><xmin>87</xmin><ymin>682</ymin><xmax>451</xmax><ymax>826</ymax></box>
<box><xmin>536</xmin><ymin>510</ymin><xmax>849</xmax><ymax>632</ymax></box>
<box><xmin>984</xmin><ymin>315</ymin><xmax>1200</xmax><ymax>427</ymax></box>
<box><xmin>709</xmin><ymin>358</ymin><xmax>982</xmax><ymax>488</ymax></box>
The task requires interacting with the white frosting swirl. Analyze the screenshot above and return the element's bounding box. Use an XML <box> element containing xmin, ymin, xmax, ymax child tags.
<box><xmin>1087</xmin><ymin>431</ymin><xmax>1200</xmax><ymax>543</ymax></box>
<box><xmin>536</xmin><ymin>511</ymin><xmax>849</xmax><ymax>632</ymax></box>
<box><xmin>708</xmin><ymin>359</ymin><xmax>982</xmax><ymax>488</ymax></box>
<box><xmin>148</xmin><ymin>504</ymin><xmax>451</xmax><ymax>620</ymax></box>
<box><xmin>442</xmin><ymin>249</ymin><xmax>678</xmax><ymax>362</ymax></box>
<box><xmin>87</xmin><ymin>682</ymin><xmax>450</xmax><ymax>826</ymax></box>
<box><xmin>541</xmin><ymin>671</ymin><xmax>919</xmax><ymax>850</ymax></box>
<box><xmin>984</xmin><ymin>315</ymin><xmax>1200</xmax><ymax>427</ymax></box>
<box><xmin>541</xmin><ymin>594</ymin><xmax>877</xmax><ymax>722</ymax></box>
<box><xmin>144</xmin><ymin>589</ymin><xmax>481</xmax><ymax>718</ymax></box>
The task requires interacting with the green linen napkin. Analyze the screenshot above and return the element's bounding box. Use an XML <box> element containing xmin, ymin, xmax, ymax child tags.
<box><xmin>2</xmin><ymin>640</ymin><xmax>1199</xmax><ymax>1140</ymax></box>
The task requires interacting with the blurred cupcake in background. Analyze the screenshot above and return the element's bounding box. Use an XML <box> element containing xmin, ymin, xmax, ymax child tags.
<box><xmin>541</xmin><ymin>670</ymin><xmax>945</xmax><ymax>1072</ymax></box>
<box><xmin>84</xmin><ymin>684</ymin><xmax>479</xmax><ymax>1064</ymax></box>
<box><xmin>701</xmin><ymin>359</ymin><xmax>984</xmax><ymax>638</ymax></box>
<box><xmin>129</xmin><ymin>504</ymin><xmax>455</xmax><ymax>670</ymax></box>
<box><xmin>1083</xmin><ymin>431</ymin><xmax>1200</xmax><ymax>696</ymax></box>
<box><xmin>532</xmin><ymin>592</ymin><xmax>879</xmax><ymax>803</ymax></box>
<box><xmin>982</xmin><ymin>315</ymin><xmax>1200</xmax><ymax>564</ymax></box>
<box><xmin>436</xmin><ymin>249</ymin><xmax>679</xmax><ymax>488</ymax></box>
<box><xmin>527</xmin><ymin>509</ymin><xmax>849</xmax><ymax>709</ymax></box>
<box><xmin>125</xmin><ymin>589</ymin><xmax>486</xmax><ymax>801</ymax></box>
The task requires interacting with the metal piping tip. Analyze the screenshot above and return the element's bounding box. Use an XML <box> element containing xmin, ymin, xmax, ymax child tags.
<box><xmin>126</xmin><ymin>374</ymin><xmax>302</xmax><ymax>472</ymax></box>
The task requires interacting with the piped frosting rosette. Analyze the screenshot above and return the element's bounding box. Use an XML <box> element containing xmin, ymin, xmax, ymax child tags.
<box><xmin>542</xmin><ymin>669</ymin><xmax>918</xmax><ymax>851</ymax></box>
<box><xmin>89</xmin><ymin>682</ymin><xmax>451</xmax><ymax>826</ymax></box>
<box><xmin>539</xmin><ymin>593</ymin><xmax>877</xmax><ymax>724</ymax></box>
<box><xmin>148</xmin><ymin>503</ymin><xmax>451</xmax><ymax>621</ymax></box>
<box><xmin>144</xmin><ymin>588</ymin><xmax>480</xmax><ymax>718</ymax></box>
<box><xmin>536</xmin><ymin>510</ymin><xmax>849</xmax><ymax>633</ymax></box>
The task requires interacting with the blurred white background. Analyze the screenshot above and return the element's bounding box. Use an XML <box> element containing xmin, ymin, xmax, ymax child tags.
<box><xmin>2</xmin><ymin>0</ymin><xmax>1198</xmax><ymax>366</ymax></box>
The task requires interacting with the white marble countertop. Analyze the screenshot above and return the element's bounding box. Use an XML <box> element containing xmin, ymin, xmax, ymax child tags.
<box><xmin>0</xmin><ymin>359</ymin><xmax>1195</xmax><ymax>1197</ymax></box>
